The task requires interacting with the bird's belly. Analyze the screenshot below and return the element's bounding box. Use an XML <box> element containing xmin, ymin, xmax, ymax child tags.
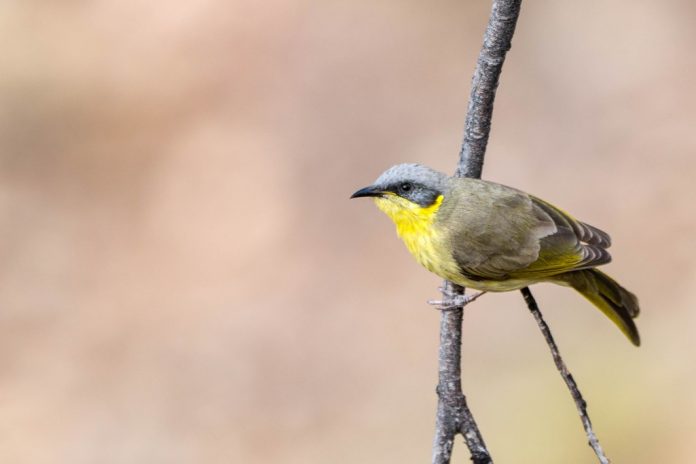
<box><xmin>451</xmin><ymin>276</ymin><xmax>539</xmax><ymax>292</ymax></box>
<box><xmin>400</xmin><ymin>230</ymin><xmax>541</xmax><ymax>292</ymax></box>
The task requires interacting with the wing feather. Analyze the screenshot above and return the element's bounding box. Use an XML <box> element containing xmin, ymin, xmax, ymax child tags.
<box><xmin>445</xmin><ymin>179</ymin><xmax>612</xmax><ymax>281</ymax></box>
<box><xmin>532</xmin><ymin>196</ymin><xmax>611</xmax><ymax>248</ymax></box>
<box><xmin>511</xmin><ymin>198</ymin><xmax>612</xmax><ymax>278</ymax></box>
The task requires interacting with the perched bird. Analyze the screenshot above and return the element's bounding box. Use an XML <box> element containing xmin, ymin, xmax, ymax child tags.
<box><xmin>351</xmin><ymin>163</ymin><xmax>640</xmax><ymax>346</ymax></box>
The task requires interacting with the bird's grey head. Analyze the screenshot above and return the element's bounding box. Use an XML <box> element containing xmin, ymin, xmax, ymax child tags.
<box><xmin>351</xmin><ymin>163</ymin><xmax>448</xmax><ymax>207</ymax></box>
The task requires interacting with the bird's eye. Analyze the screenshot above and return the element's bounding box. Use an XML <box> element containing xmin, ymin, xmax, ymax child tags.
<box><xmin>399</xmin><ymin>182</ymin><xmax>413</xmax><ymax>193</ymax></box>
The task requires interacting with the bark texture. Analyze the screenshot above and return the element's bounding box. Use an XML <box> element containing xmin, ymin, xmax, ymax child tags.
<box><xmin>432</xmin><ymin>1</ymin><xmax>522</xmax><ymax>463</ymax></box>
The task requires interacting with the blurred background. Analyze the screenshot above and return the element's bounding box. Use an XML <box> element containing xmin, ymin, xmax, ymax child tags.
<box><xmin>1</xmin><ymin>0</ymin><xmax>695</xmax><ymax>463</ymax></box>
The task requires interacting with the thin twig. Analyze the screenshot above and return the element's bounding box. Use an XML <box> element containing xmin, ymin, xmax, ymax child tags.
<box><xmin>520</xmin><ymin>287</ymin><xmax>610</xmax><ymax>464</ymax></box>
<box><xmin>432</xmin><ymin>1</ymin><xmax>522</xmax><ymax>463</ymax></box>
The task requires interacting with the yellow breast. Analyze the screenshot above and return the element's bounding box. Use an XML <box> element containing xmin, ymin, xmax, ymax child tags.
<box><xmin>374</xmin><ymin>194</ymin><xmax>461</xmax><ymax>281</ymax></box>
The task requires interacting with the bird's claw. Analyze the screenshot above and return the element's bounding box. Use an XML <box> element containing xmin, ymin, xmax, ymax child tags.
<box><xmin>428</xmin><ymin>290</ymin><xmax>487</xmax><ymax>311</ymax></box>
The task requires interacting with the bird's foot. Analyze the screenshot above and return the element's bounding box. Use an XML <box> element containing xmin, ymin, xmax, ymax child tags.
<box><xmin>428</xmin><ymin>288</ymin><xmax>487</xmax><ymax>311</ymax></box>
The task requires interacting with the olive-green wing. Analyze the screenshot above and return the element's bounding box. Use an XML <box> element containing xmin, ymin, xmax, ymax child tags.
<box><xmin>446</xmin><ymin>180</ymin><xmax>611</xmax><ymax>281</ymax></box>
<box><xmin>531</xmin><ymin>196</ymin><xmax>611</xmax><ymax>248</ymax></box>
<box><xmin>514</xmin><ymin>196</ymin><xmax>612</xmax><ymax>279</ymax></box>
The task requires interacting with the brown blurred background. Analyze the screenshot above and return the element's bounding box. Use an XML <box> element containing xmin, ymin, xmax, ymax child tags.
<box><xmin>1</xmin><ymin>1</ymin><xmax>695</xmax><ymax>463</ymax></box>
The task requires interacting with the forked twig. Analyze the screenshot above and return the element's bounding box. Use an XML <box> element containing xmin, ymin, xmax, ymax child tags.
<box><xmin>432</xmin><ymin>284</ymin><xmax>491</xmax><ymax>464</ymax></box>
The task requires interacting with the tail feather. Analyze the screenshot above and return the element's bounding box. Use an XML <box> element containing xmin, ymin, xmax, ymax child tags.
<box><xmin>555</xmin><ymin>269</ymin><xmax>640</xmax><ymax>346</ymax></box>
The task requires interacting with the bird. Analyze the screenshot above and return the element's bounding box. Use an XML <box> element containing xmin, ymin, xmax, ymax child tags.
<box><xmin>350</xmin><ymin>163</ymin><xmax>640</xmax><ymax>346</ymax></box>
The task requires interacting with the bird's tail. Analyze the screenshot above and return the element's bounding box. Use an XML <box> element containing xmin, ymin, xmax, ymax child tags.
<box><xmin>553</xmin><ymin>269</ymin><xmax>641</xmax><ymax>346</ymax></box>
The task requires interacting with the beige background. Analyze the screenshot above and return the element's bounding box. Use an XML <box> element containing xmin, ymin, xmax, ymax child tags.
<box><xmin>1</xmin><ymin>1</ymin><xmax>695</xmax><ymax>463</ymax></box>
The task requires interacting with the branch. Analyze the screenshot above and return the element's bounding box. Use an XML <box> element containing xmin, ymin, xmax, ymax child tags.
<box><xmin>520</xmin><ymin>288</ymin><xmax>610</xmax><ymax>464</ymax></box>
<box><xmin>433</xmin><ymin>1</ymin><xmax>522</xmax><ymax>463</ymax></box>
<box><xmin>432</xmin><ymin>283</ymin><xmax>490</xmax><ymax>464</ymax></box>
<box><xmin>457</xmin><ymin>0</ymin><xmax>523</xmax><ymax>179</ymax></box>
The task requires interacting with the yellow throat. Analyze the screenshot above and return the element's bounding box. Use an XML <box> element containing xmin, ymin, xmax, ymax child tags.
<box><xmin>373</xmin><ymin>193</ymin><xmax>459</xmax><ymax>280</ymax></box>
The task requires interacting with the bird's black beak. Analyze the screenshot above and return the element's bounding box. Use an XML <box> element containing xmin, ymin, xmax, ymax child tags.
<box><xmin>350</xmin><ymin>185</ymin><xmax>383</xmax><ymax>199</ymax></box>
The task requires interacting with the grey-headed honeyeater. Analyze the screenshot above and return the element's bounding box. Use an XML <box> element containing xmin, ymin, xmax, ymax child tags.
<box><xmin>351</xmin><ymin>164</ymin><xmax>640</xmax><ymax>346</ymax></box>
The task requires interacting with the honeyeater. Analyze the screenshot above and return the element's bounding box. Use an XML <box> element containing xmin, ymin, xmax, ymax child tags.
<box><xmin>351</xmin><ymin>163</ymin><xmax>640</xmax><ymax>346</ymax></box>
